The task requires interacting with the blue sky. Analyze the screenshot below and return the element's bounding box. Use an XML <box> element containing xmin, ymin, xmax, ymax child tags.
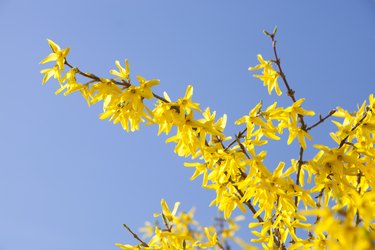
<box><xmin>0</xmin><ymin>1</ymin><xmax>374</xmax><ymax>249</ymax></box>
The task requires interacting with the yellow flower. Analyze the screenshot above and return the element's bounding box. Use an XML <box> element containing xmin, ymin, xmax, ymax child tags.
<box><xmin>40</xmin><ymin>39</ymin><xmax>70</xmax><ymax>70</ymax></box>
<box><xmin>249</xmin><ymin>54</ymin><xmax>282</xmax><ymax>96</ymax></box>
<box><xmin>287</xmin><ymin>127</ymin><xmax>312</xmax><ymax>149</ymax></box>
<box><xmin>89</xmin><ymin>78</ymin><xmax>122</xmax><ymax>104</ymax></box>
<box><xmin>177</xmin><ymin>85</ymin><xmax>201</xmax><ymax>115</ymax></box>
<box><xmin>285</xmin><ymin>98</ymin><xmax>315</xmax><ymax>124</ymax></box>
<box><xmin>110</xmin><ymin>59</ymin><xmax>130</xmax><ymax>80</ymax></box>
<box><xmin>55</xmin><ymin>68</ymin><xmax>88</xmax><ymax>99</ymax></box>
<box><xmin>235</xmin><ymin>101</ymin><xmax>280</xmax><ymax>141</ymax></box>
<box><xmin>165</xmin><ymin>112</ymin><xmax>203</xmax><ymax>157</ymax></box>
<box><xmin>151</xmin><ymin>93</ymin><xmax>179</xmax><ymax>135</ymax></box>
<box><xmin>136</xmin><ymin>76</ymin><xmax>160</xmax><ymax>99</ymax></box>
<box><xmin>197</xmin><ymin>227</ymin><xmax>218</xmax><ymax>248</ymax></box>
<box><xmin>284</xmin><ymin>98</ymin><xmax>315</xmax><ymax>148</ymax></box>
<box><xmin>40</xmin><ymin>65</ymin><xmax>61</xmax><ymax>84</ymax></box>
<box><xmin>154</xmin><ymin>199</ymin><xmax>180</xmax><ymax>223</ymax></box>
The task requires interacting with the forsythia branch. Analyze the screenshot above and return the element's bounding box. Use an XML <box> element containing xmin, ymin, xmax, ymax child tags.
<box><xmin>123</xmin><ymin>224</ymin><xmax>149</xmax><ymax>247</ymax></box>
<box><xmin>40</xmin><ymin>31</ymin><xmax>375</xmax><ymax>249</ymax></box>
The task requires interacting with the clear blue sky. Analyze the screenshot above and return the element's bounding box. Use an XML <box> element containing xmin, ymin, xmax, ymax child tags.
<box><xmin>0</xmin><ymin>1</ymin><xmax>374</xmax><ymax>249</ymax></box>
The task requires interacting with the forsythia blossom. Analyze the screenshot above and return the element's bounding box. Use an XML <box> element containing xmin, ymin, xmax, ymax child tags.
<box><xmin>40</xmin><ymin>39</ymin><xmax>375</xmax><ymax>249</ymax></box>
<box><xmin>249</xmin><ymin>54</ymin><xmax>281</xmax><ymax>96</ymax></box>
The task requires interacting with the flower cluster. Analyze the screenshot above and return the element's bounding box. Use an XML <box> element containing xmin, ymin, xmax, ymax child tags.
<box><xmin>116</xmin><ymin>200</ymin><xmax>252</xmax><ymax>250</ymax></box>
<box><xmin>40</xmin><ymin>36</ymin><xmax>375</xmax><ymax>249</ymax></box>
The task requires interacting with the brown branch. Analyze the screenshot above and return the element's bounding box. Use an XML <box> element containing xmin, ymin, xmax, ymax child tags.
<box><xmin>268</xmin><ymin>32</ymin><xmax>308</xmax><ymax>209</ymax></box>
<box><xmin>152</xmin><ymin>92</ymin><xmax>170</xmax><ymax>103</ymax></box>
<box><xmin>122</xmin><ymin>224</ymin><xmax>149</xmax><ymax>247</ymax></box>
<box><xmin>224</xmin><ymin>128</ymin><xmax>247</xmax><ymax>151</ymax></box>
<box><xmin>294</xmin><ymin>147</ymin><xmax>305</xmax><ymax>207</ymax></box>
<box><xmin>270</xmin><ymin>37</ymin><xmax>304</xmax><ymax>142</ymax></box>
<box><xmin>161</xmin><ymin>213</ymin><xmax>172</xmax><ymax>232</ymax></box>
<box><xmin>65</xmin><ymin>60</ymin><xmax>176</xmax><ymax>105</ymax></box>
<box><xmin>235</xmin><ymin>133</ymin><xmax>251</xmax><ymax>159</ymax></box>
<box><xmin>232</xmin><ymin>184</ymin><xmax>263</xmax><ymax>223</ymax></box>
<box><xmin>216</xmin><ymin>241</ymin><xmax>225</xmax><ymax>250</ymax></box>
<box><xmin>338</xmin><ymin>108</ymin><xmax>369</xmax><ymax>148</ymax></box>
<box><xmin>272</xmin><ymin>41</ymin><xmax>295</xmax><ymax>102</ymax></box>
<box><xmin>65</xmin><ymin>60</ymin><xmax>105</xmax><ymax>83</ymax></box>
<box><xmin>356</xmin><ymin>171</ymin><xmax>363</xmax><ymax>226</ymax></box>
<box><xmin>306</xmin><ymin>109</ymin><xmax>337</xmax><ymax>131</ymax></box>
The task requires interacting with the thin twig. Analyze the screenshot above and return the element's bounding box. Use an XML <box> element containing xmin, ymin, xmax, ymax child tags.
<box><xmin>269</xmin><ymin>33</ymin><xmax>307</xmax><ymax>208</ymax></box>
<box><xmin>306</xmin><ymin>109</ymin><xmax>337</xmax><ymax>131</ymax></box>
<box><xmin>339</xmin><ymin>108</ymin><xmax>369</xmax><ymax>148</ymax></box>
<box><xmin>65</xmin><ymin>60</ymin><xmax>105</xmax><ymax>83</ymax></box>
<box><xmin>161</xmin><ymin>214</ymin><xmax>172</xmax><ymax>232</ymax></box>
<box><xmin>65</xmin><ymin>60</ymin><xmax>176</xmax><ymax>105</ymax></box>
<box><xmin>224</xmin><ymin>128</ymin><xmax>247</xmax><ymax>151</ymax></box>
<box><xmin>270</xmin><ymin>34</ymin><xmax>306</xmax><ymax>130</ymax></box>
<box><xmin>123</xmin><ymin>224</ymin><xmax>149</xmax><ymax>247</ymax></box>
<box><xmin>356</xmin><ymin>170</ymin><xmax>363</xmax><ymax>226</ymax></box>
<box><xmin>216</xmin><ymin>241</ymin><xmax>226</xmax><ymax>250</ymax></box>
<box><xmin>235</xmin><ymin>133</ymin><xmax>251</xmax><ymax>159</ymax></box>
<box><xmin>294</xmin><ymin>147</ymin><xmax>305</xmax><ymax>207</ymax></box>
<box><xmin>232</xmin><ymin>185</ymin><xmax>263</xmax><ymax>222</ymax></box>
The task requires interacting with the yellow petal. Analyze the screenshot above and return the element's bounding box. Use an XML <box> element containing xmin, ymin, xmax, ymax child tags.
<box><xmin>47</xmin><ymin>39</ymin><xmax>61</xmax><ymax>52</ymax></box>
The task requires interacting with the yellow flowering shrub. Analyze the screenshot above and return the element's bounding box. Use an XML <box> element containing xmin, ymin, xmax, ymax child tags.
<box><xmin>40</xmin><ymin>30</ymin><xmax>375</xmax><ymax>249</ymax></box>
